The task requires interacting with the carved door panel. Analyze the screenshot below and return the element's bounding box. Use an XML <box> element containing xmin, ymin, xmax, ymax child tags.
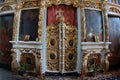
<box><xmin>64</xmin><ymin>25</ymin><xmax>77</xmax><ymax>72</ymax></box>
<box><xmin>46</xmin><ymin>24</ymin><xmax>77</xmax><ymax>73</ymax></box>
<box><xmin>46</xmin><ymin>24</ymin><xmax>60</xmax><ymax>71</ymax></box>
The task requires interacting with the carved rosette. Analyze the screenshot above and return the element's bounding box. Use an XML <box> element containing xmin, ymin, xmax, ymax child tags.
<box><xmin>64</xmin><ymin>49</ymin><xmax>77</xmax><ymax>71</ymax></box>
<box><xmin>46</xmin><ymin>24</ymin><xmax>59</xmax><ymax>71</ymax></box>
<box><xmin>64</xmin><ymin>25</ymin><xmax>77</xmax><ymax>71</ymax></box>
<box><xmin>21</xmin><ymin>1</ymin><xmax>40</xmax><ymax>8</ymax></box>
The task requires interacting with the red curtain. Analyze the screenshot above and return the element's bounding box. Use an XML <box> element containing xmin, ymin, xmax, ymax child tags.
<box><xmin>47</xmin><ymin>4</ymin><xmax>77</xmax><ymax>26</ymax></box>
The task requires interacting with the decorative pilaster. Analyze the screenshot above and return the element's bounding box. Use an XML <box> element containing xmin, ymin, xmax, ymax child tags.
<box><xmin>81</xmin><ymin>4</ymin><xmax>86</xmax><ymax>42</ymax></box>
<box><xmin>36</xmin><ymin>50</ymin><xmax>41</xmax><ymax>73</ymax></box>
<box><xmin>105</xmin><ymin>49</ymin><xmax>111</xmax><ymax>71</ymax></box>
<box><xmin>38</xmin><ymin>1</ymin><xmax>45</xmax><ymax>42</ymax></box>
<box><xmin>11</xmin><ymin>49</ymin><xmax>19</xmax><ymax>73</ymax></box>
<box><xmin>103</xmin><ymin>3</ymin><xmax>109</xmax><ymax>42</ymax></box>
<box><xmin>12</xmin><ymin>4</ymin><xmax>21</xmax><ymax>41</ymax></box>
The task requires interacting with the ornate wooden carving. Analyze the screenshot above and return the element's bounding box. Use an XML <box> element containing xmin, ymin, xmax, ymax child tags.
<box><xmin>44</xmin><ymin>0</ymin><xmax>79</xmax><ymax>7</ymax></box>
<box><xmin>83</xmin><ymin>1</ymin><xmax>101</xmax><ymax>9</ymax></box>
<box><xmin>11</xmin><ymin>49</ymin><xmax>19</xmax><ymax>73</ymax></box>
<box><xmin>109</xmin><ymin>7</ymin><xmax>120</xmax><ymax>14</ymax></box>
<box><xmin>1</xmin><ymin>5</ymin><xmax>13</xmax><ymax>11</ymax></box>
<box><xmin>64</xmin><ymin>25</ymin><xmax>77</xmax><ymax>71</ymax></box>
<box><xmin>21</xmin><ymin>1</ymin><xmax>40</xmax><ymax>8</ymax></box>
<box><xmin>81</xmin><ymin>5</ymin><xmax>86</xmax><ymax>42</ymax></box>
<box><xmin>11</xmin><ymin>48</ymin><xmax>41</xmax><ymax>73</ymax></box>
<box><xmin>46</xmin><ymin>24</ymin><xmax>59</xmax><ymax>71</ymax></box>
<box><xmin>82</xmin><ymin>49</ymin><xmax>102</xmax><ymax>74</ymax></box>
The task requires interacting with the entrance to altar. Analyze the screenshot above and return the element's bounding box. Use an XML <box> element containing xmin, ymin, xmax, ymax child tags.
<box><xmin>46</xmin><ymin>23</ymin><xmax>78</xmax><ymax>73</ymax></box>
<box><xmin>46</xmin><ymin>5</ymin><xmax>78</xmax><ymax>73</ymax></box>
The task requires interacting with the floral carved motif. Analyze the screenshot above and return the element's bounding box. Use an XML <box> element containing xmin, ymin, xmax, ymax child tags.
<box><xmin>109</xmin><ymin>7</ymin><xmax>120</xmax><ymax>14</ymax></box>
<box><xmin>0</xmin><ymin>5</ymin><xmax>13</xmax><ymax>11</ymax></box>
<box><xmin>44</xmin><ymin>0</ymin><xmax>79</xmax><ymax>7</ymax></box>
<box><xmin>21</xmin><ymin>1</ymin><xmax>40</xmax><ymax>8</ymax></box>
<box><xmin>64</xmin><ymin>25</ymin><xmax>77</xmax><ymax>71</ymax></box>
<box><xmin>46</xmin><ymin>24</ymin><xmax>59</xmax><ymax>71</ymax></box>
<box><xmin>83</xmin><ymin>1</ymin><xmax>101</xmax><ymax>9</ymax></box>
<box><xmin>82</xmin><ymin>49</ymin><xmax>102</xmax><ymax>74</ymax></box>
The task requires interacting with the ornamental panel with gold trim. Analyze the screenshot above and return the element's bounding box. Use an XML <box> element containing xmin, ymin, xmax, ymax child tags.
<box><xmin>46</xmin><ymin>36</ymin><xmax>59</xmax><ymax>49</ymax></box>
<box><xmin>83</xmin><ymin>1</ymin><xmax>102</xmax><ymax>9</ymax></box>
<box><xmin>46</xmin><ymin>24</ymin><xmax>59</xmax><ymax>36</ymax></box>
<box><xmin>44</xmin><ymin>0</ymin><xmax>79</xmax><ymax>7</ymax></box>
<box><xmin>0</xmin><ymin>5</ymin><xmax>13</xmax><ymax>11</ymax></box>
<box><xmin>64</xmin><ymin>49</ymin><xmax>77</xmax><ymax>71</ymax></box>
<box><xmin>20</xmin><ymin>53</ymin><xmax>36</xmax><ymax>70</ymax></box>
<box><xmin>109</xmin><ymin>7</ymin><xmax>120</xmax><ymax>14</ymax></box>
<box><xmin>65</xmin><ymin>49</ymin><xmax>77</xmax><ymax>62</ymax></box>
<box><xmin>21</xmin><ymin>1</ymin><xmax>40</xmax><ymax>8</ymax></box>
<box><xmin>65</xmin><ymin>37</ymin><xmax>77</xmax><ymax>49</ymax></box>
<box><xmin>46</xmin><ymin>24</ymin><xmax>59</xmax><ymax>49</ymax></box>
<box><xmin>87</xmin><ymin>54</ymin><xmax>102</xmax><ymax>72</ymax></box>
<box><xmin>46</xmin><ymin>49</ymin><xmax>59</xmax><ymax>71</ymax></box>
<box><xmin>65</xmin><ymin>25</ymin><xmax>77</xmax><ymax>37</ymax></box>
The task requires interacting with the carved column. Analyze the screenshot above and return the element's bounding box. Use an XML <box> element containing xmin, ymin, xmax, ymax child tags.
<box><xmin>36</xmin><ymin>50</ymin><xmax>41</xmax><ymax>74</ymax></box>
<box><xmin>11</xmin><ymin>49</ymin><xmax>19</xmax><ymax>73</ymax></box>
<box><xmin>81</xmin><ymin>4</ymin><xmax>86</xmax><ymax>42</ymax></box>
<box><xmin>105</xmin><ymin>49</ymin><xmax>111</xmax><ymax>71</ymax></box>
<box><xmin>103</xmin><ymin>6</ymin><xmax>109</xmax><ymax>42</ymax></box>
<box><xmin>81</xmin><ymin>50</ymin><xmax>88</xmax><ymax>75</ymax></box>
<box><xmin>38</xmin><ymin>1</ymin><xmax>45</xmax><ymax>42</ymax></box>
<box><xmin>12</xmin><ymin>5</ymin><xmax>21</xmax><ymax>41</ymax></box>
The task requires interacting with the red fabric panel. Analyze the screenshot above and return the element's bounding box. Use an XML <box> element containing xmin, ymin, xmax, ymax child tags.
<box><xmin>47</xmin><ymin>4</ymin><xmax>77</xmax><ymax>26</ymax></box>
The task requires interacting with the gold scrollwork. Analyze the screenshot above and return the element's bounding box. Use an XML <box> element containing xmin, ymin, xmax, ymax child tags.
<box><xmin>109</xmin><ymin>7</ymin><xmax>120</xmax><ymax>14</ymax></box>
<box><xmin>44</xmin><ymin>0</ymin><xmax>79</xmax><ymax>7</ymax></box>
<box><xmin>64</xmin><ymin>49</ymin><xmax>77</xmax><ymax>71</ymax></box>
<box><xmin>46</xmin><ymin>49</ymin><xmax>59</xmax><ymax>71</ymax></box>
<box><xmin>21</xmin><ymin>1</ymin><xmax>40</xmax><ymax>8</ymax></box>
<box><xmin>46</xmin><ymin>24</ymin><xmax>59</xmax><ymax>71</ymax></box>
<box><xmin>83</xmin><ymin>1</ymin><xmax>101</xmax><ymax>9</ymax></box>
<box><xmin>1</xmin><ymin>5</ymin><xmax>13</xmax><ymax>11</ymax></box>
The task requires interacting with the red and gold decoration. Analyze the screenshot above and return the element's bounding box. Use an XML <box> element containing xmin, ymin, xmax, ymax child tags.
<box><xmin>46</xmin><ymin>4</ymin><xmax>77</xmax><ymax>72</ymax></box>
